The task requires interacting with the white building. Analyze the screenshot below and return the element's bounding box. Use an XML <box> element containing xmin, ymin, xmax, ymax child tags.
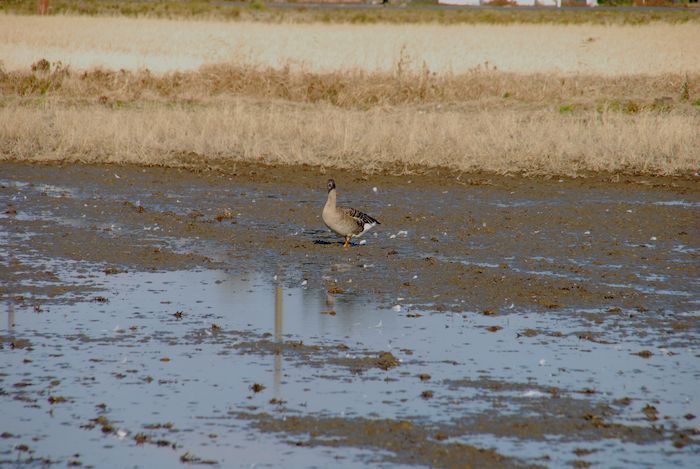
<box><xmin>438</xmin><ymin>0</ymin><xmax>481</xmax><ymax>5</ymax></box>
<box><xmin>438</xmin><ymin>0</ymin><xmax>598</xmax><ymax>6</ymax></box>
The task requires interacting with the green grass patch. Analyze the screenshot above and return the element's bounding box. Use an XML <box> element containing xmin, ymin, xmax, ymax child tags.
<box><xmin>559</xmin><ymin>104</ymin><xmax>575</xmax><ymax>114</ymax></box>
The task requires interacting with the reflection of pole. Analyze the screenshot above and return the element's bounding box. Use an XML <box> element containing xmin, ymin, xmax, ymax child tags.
<box><xmin>274</xmin><ymin>286</ymin><xmax>283</xmax><ymax>398</ymax></box>
<box><xmin>275</xmin><ymin>286</ymin><xmax>283</xmax><ymax>341</ymax></box>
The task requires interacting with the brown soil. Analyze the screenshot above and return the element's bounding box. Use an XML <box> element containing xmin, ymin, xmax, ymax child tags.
<box><xmin>3</xmin><ymin>161</ymin><xmax>697</xmax><ymax>318</ymax></box>
<box><xmin>1</xmin><ymin>161</ymin><xmax>698</xmax><ymax>465</ymax></box>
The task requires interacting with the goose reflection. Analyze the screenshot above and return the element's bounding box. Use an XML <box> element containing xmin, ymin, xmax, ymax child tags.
<box><xmin>326</xmin><ymin>292</ymin><xmax>335</xmax><ymax>309</ymax></box>
<box><xmin>7</xmin><ymin>302</ymin><xmax>15</xmax><ymax>334</ymax></box>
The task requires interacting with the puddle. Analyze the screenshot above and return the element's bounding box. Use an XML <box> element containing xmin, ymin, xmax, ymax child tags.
<box><xmin>2</xmin><ymin>266</ymin><xmax>699</xmax><ymax>467</ymax></box>
<box><xmin>653</xmin><ymin>200</ymin><xmax>700</xmax><ymax>208</ymax></box>
<box><xmin>2</xmin><ymin>162</ymin><xmax>699</xmax><ymax>466</ymax></box>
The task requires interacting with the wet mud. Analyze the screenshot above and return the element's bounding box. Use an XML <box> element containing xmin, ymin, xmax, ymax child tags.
<box><xmin>1</xmin><ymin>161</ymin><xmax>698</xmax><ymax>467</ymax></box>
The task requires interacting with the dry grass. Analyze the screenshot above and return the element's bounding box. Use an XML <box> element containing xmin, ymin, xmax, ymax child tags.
<box><xmin>2</xmin><ymin>62</ymin><xmax>697</xmax><ymax>111</ymax></box>
<box><xmin>1</xmin><ymin>14</ymin><xmax>698</xmax><ymax>177</ymax></box>
<box><xmin>2</xmin><ymin>99</ymin><xmax>698</xmax><ymax>176</ymax></box>
<box><xmin>2</xmin><ymin>15</ymin><xmax>699</xmax><ymax>75</ymax></box>
<box><xmin>2</xmin><ymin>0</ymin><xmax>698</xmax><ymax>25</ymax></box>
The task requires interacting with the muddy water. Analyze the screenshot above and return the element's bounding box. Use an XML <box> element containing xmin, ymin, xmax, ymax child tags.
<box><xmin>1</xmin><ymin>162</ymin><xmax>698</xmax><ymax>467</ymax></box>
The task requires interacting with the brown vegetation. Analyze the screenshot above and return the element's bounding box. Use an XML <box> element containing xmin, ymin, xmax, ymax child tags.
<box><xmin>3</xmin><ymin>62</ymin><xmax>697</xmax><ymax>111</ymax></box>
<box><xmin>1</xmin><ymin>61</ymin><xmax>698</xmax><ymax>176</ymax></box>
<box><xmin>2</xmin><ymin>91</ymin><xmax>697</xmax><ymax>176</ymax></box>
<box><xmin>1</xmin><ymin>13</ymin><xmax>698</xmax><ymax>177</ymax></box>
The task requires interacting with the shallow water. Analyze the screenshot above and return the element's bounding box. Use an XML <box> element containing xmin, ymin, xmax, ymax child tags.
<box><xmin>3</xmin><ymin>265</ymin><xmax>699</xmax><ymax>466</ymax></box>
<box><xmin>2</xmin><ymin>163</ymin><xmax>699</xmax><ymax>466</ymax></box>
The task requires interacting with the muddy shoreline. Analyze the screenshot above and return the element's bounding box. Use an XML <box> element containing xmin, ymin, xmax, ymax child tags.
<box><xmin>1</xmin><ymin>161</ymin><xmax>699</xmax><ymax>467</ymax></box>
<box><xmin>3</xmin><ymin>161</ymin><xmax>698</xmax><ymax>315</ymax></box>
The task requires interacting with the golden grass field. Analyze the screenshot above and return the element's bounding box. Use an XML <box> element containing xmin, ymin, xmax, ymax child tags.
<box><xmin>1</xmin><ymin>13</ymin><xmax>699</xmax><ymax>176</ymax></box>
<box><xmin>2</xmin><ymin>15</ymin><xmax>700</xmax><ymax>75</ymax></box>
<box><xmin>4</xmin><ymin>101</ymin><xmax>697</xmax><ymax>175</ymax></box>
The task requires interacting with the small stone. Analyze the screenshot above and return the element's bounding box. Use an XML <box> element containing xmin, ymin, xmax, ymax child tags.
<box><xmin>250</xmin><ymin>383</ymin><xmax>266</xmax><ymax>393</ymax></box>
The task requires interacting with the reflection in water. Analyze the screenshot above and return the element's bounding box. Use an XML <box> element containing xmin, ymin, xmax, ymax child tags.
<box><xmin>7</xmin><ymin>302</ymin><xmax>15</xmax><ymax>333</ymax></box>
<box><xmin>325</xmin><ymin>293</ymin><xmax>335</xmax><ymax>309</ymax></box>
<box><xmin>275</xmin><ymin>286</ymin><xmax>283</xmax><ymax>342</ymax></box>
<box><xmin>274</xmin><ymin>285</ymin><xmax>283</xmax><ymax>399</ymax></box>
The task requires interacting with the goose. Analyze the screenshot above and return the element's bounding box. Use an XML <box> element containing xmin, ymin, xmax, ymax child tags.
<box><xmin>322</xmin><ymin>179</ymin><xmax>380</xmax><ymax>248</ymax></box>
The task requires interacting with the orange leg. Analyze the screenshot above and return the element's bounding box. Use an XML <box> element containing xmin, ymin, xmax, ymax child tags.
<box><xmin>343</xmin><ymin>237</ymin><xmax>350</xmax><ymax>248</ymax></box>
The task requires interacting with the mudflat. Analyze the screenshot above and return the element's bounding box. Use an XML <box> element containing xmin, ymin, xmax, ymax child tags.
<box><xmin>1</xmin><ymin>162</ymin><xmax>698</xmax><ymax>466</ymax></box>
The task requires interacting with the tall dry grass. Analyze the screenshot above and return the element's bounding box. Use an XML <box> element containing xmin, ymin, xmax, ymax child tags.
<box><xmin>2</xmin><ymin>100</ymin><xmax>698</xmax><ymax>176</ymax></box>
<box><xmin>1</xmin><ymin>15</ymin><xmax>698</xmax><ymax>177</ymax></box>
<box><xmin>3</xmin><ymin>62</ymin><xmax>697</xmax><ymax>111</ymax></box>
<box><xmin>2</xmin><ymin>15</ymin><xmax>699</xmax><ymax>75</ymax></box>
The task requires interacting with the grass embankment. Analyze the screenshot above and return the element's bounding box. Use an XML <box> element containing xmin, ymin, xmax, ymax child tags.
<box><xmin>2</xmin><ymin>62</ymin><xmax>698</xmax><ymax>176</ymax></box>
<box><xmin>0</xmin><ymin>15</ymin><xmax>698</xmax><ymax>176</ymax></box>
<box><xmin>2</xmin><ymin>0</ymin><xmax>699</xmax><ymax>25</ymax></box>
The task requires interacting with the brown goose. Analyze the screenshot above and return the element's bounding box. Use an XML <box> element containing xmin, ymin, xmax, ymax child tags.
<box><xmin>322</xmin><ymin>179</ymin><xmax>380</xmax><ymax>248</ymax></box>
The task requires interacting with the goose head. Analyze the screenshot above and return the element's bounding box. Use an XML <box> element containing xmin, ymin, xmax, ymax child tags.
<box><xmin>327</xmin><ymin>179</ymin><xmax>336</xmax><ymax>193</ymax></box>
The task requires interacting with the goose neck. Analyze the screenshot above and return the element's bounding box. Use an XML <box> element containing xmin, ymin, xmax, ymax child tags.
<box><xmin>326</xmin><ymin>188</ymin><xmax>337</xmax><ymax>208</ymax></box>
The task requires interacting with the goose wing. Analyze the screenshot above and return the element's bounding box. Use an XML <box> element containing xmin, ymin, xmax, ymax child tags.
<box><xmin>342</xmin><ymin>207</ymin><xmax>380</xmax><ymax>231</ymax></box>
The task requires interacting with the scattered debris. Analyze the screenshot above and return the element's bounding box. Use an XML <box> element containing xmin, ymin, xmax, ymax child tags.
<box><xmin>179</xmin><ymin>452</ymin><xmax>217</xmax><ymax>464</ymax></box>
<box><xmin>250</xmin><ymin>383</ymin><xmax>266</xmax><ymax>393</ymax></box>
<box><xmin>375</xmin><ymin>352</ymin><xmax>400</xmax><ymax>371</ymax></box>
<box><xmin>215</xmin><ymin>208</ymin><xmax>234</xmax><ymax>222</ymax></box>
<box><xmin>642</xmin><ymin>404</ymin><xmax>659</xmax><ymax>421</ymax></box>
<box><xmin>104</xmin><ymin>267</ymin><xmax>125</xmax><ymax>275</ymax></box>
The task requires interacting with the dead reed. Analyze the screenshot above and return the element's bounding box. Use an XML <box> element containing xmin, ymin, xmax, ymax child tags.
<box><xmin>2</xmin><ymin>62</ymin><xmax>697</xmax><ymax>112</ymax></box>
<box><xmin>1</xmin><ymin>15</ymin><xmax>697</xmax><ymax>177</ymax></box>
<box><xmin>2</xmin><ymin>100</ymin><xmax>697</xmax><ymax>176</ymax></box>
